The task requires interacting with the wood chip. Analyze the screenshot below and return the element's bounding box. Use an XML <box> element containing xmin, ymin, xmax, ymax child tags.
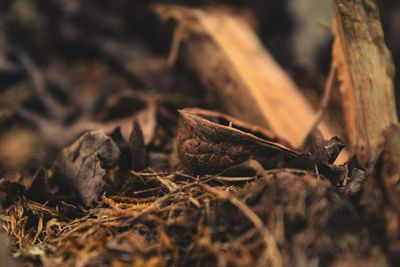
<box><xmin>333</xmin><ymin>0</ymin><xmax>398</xmax><ymax>168</ymax></box>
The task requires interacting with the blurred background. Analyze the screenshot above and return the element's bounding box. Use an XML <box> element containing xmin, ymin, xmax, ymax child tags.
<box><xmin>0</xmin><ymin>0</ymin><xmax>399</xmax><ymax>177</ymax></box>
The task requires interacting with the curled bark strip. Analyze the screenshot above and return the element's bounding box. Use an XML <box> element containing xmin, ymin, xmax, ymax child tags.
<box><xmin>177</xmin><ymin>108</ymin><xmax>313</xmax><ymax>174</ymax></box>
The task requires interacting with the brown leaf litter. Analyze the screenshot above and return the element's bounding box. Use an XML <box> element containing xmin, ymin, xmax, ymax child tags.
<box><xmin>0</xmin><ymin>1</ymin><xmax>400</xmax><ymax>267</ymax></box>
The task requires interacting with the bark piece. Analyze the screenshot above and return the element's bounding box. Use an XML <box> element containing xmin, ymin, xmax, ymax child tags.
<box><xmin>343</xmin><ymin>168</ymin><xmax>367</xmax><ymax>198</ymax></box>
<box><xmin>303</xmin><ymin>129</ymin><xmax>346</xmax><ymax>165</ymax></box>
<box><xmin>129</xmin><ymin>120</ymin><xmax>146</xmax><ymax>171</ymax></box>
<box><xmin>52</xmin><ymin>130</ymin><xmax>120</xmax><ymax>206</ymax></box>
<box><xmin>380</xmin><ymin>124</ymin><xmax>400</xmax><ymax>253</ymax></box>
<box><xmin>381</xmin><ymin>124</ymin><xmax>400</xmax><ymax>209</ymax></box>
<box><xmin>326</xmin><ymin>137</ymin><xmax>346</xmax><ymax>164</ymax></box>
<box><xmin>177</xmin><ymin>108</ymin><xmax>313</xmax><ymax>175</ymax></box>
<box><xmin>333</xmin><ymin>0</ymin><xmax>398</xmax><ymax>168</ymax></box>
<box><xmin>153</xmin><ymin>5</ymin><xmax>342</xmax><ymax>153</ymax></box>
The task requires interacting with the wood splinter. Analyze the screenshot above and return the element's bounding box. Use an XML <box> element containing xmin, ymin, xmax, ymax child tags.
<box><xmin>333</xmin><ymin>0</ymin><xmax>398</xmax><ymax>169</ymax></box>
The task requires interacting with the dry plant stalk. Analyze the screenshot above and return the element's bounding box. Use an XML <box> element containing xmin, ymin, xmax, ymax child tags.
<box><xmin>333</xmin><ymin>0</ymin><xmax>398</xmax><ymax>168</ymax></box>
<box><xmin>153</xmin><ymin>5</ymin><xmax>342</xmax><ymax>152</ymax></box>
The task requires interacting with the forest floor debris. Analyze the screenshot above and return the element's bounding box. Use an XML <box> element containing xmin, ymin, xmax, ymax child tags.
<box><xmin>1</xmin><ymin>1</ymin><xmax>400</xmax><ymax>267</ymax></box>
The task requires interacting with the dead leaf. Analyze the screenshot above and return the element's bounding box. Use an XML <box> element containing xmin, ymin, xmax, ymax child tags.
<box><xmin>135</xmin><ymin>103</ymin><xmax>157</xmax><ymax>145</ymax></box>
<box><xmin>52</xmin><ymin>130</ymin><xmax>120</xmax><ymax>206</ymax></box>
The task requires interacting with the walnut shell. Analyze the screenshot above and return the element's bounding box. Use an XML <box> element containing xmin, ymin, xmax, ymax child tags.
<box><xmin>177</xmin><ymin>108</ymin><xmax>312</xmax><ymax>174</ymax></box>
